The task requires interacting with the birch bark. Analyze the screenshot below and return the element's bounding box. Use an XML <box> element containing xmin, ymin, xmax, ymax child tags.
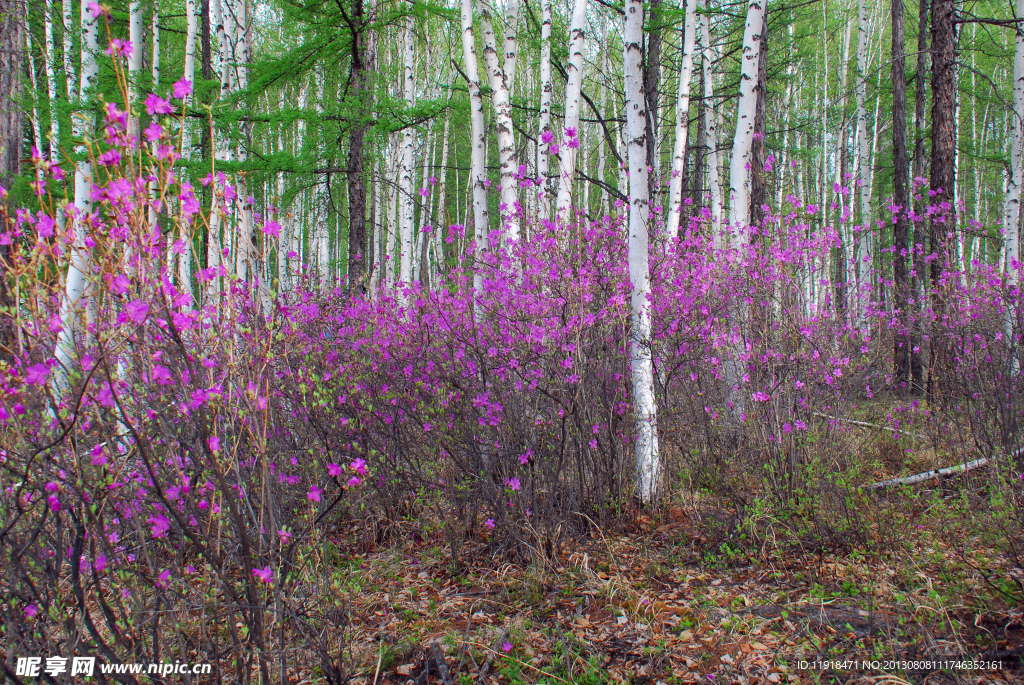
<box><xmin>399</xmin><ymin>13</ymin><xmax>416</xmax><ymax>290</ymax></box>
<box><xmin>461</xmin><ymin>0</ymin><xmax>490</xmax><ymax>298</ymax></box>
<box><xmin>477</xmin><ymin>0</ymin><xmax>520</xmax><ymax>240</ymax></box>
<box><xmin>727</xmin><ymin>0</ymin><xmax>766</xmax><ymax>243</ymax></box>
<box><xmin>666</xmin><ymin>0</ymin><xmax>697</xmax><ymax>239</ymax></box>
<box><xmin>53</xmin><ymin>1</ymin><xmax>99</xmax><ymax>396</ymax></box>
<box><xmin>624</xmin><ymin>0</ymin><xmax>660</xmax><ymax>502</ymax></box>
<box><xmin>537</xmin><ymin>0</ymin><xmax>552</xmax><ymax>220</ymax></box>
<box><xmin>554</xmin><ymin>0</ymin><xmax>590</xmax><ymax>219</ymax></box>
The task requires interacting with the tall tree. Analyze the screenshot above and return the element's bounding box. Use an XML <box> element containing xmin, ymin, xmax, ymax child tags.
<box><xmin>346</xmin><ymin>0</ymin><xmax>371</xmax><ymax>291</ymax></box>
<box><xmin>624</xmin><ymin>0</ymin><xmax>660</xmax><ymax>502</ymax></box>
<box><xmin>53</xmin><ymin>0</ymin><xmax>99</xmax><ymax>396</ymax></box>
<box><xmin>478</xmin><ymin>0</ymin><xmax>521</xmax><ymax>241</ymax></box>
<box><xmin>1004</xmin><ymin>0</ymin><xmax>1024</xmax><ymax>277</ymax></box>
<box><xmin>749</xmin><ymin>12</ymin><xmax>768</xmax><ymax>228</ymax></box>
<box><xmin>554</xmin><ymin>0</ymin><xmax>589</xmax><ymax>218</ymax></box>
<box><xmin>855</xmin><ymin>0</ymin><xmax>873</xmax><ymax>318</ymax></box>
<box><xmin>892</xmin><ymin>0</ymin><xmax>914</xmax><ymax>390</ymax></box>
<box><xmin>728</xmin><ymin>0</ymin><xmax>766</xmax><ymax>242</ymax></box>
<box><xmin>666</xmin><ymin>0</ymin><xmax>697</xmax><ymax>240</ymax></box>
<box><xmin>0</xmin><ymin>0</ymin><xmax>23</xmax><ymax>191</ymax></box>
<box><xmin>399</xmin><ymin>13</ymin><xmax>415</xmax><ymax>289</ymax></box>
<box><xmin>930</xmin><ymin>0</ymin><xmax>956</xmax><ymax>276</ymax></box>
<box><xmin>461</xmin><ymin>0</ymin><xmax>490</xmax><ymax>299</ymax></box>
<box><xmin>537</xmin><ymin>0</ymin><xmax>553</xmax><ymax>219</ymax></box>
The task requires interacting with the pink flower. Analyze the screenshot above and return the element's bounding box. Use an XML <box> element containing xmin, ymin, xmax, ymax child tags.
<box><xmin>173</xmin><ymin>79</ymin><xmax>193</xmax><ymax>99</ymax></box>
<box><xmin>350</xmin><ymin>458</ymin><xmax>367</xmax><ymax>475</ymax></box>
<box><xmin>328</xmin><ymin>463</ymin><xmax>343</xmax><ymax>477</ymax></box>
<box><xmin>484</xmin><ymin>518</ymin><xmax>495</xmax><ymax>530</ymax></box>
<box><xmin>145</xmin><ymin>93</ymin><xmax>174</xmax><ymax>116</ymax></box>
<box><xmin>105</xmin><ymin>39</ymin><xmax>133</xmax><ymax>57</ymax></box>
<box><xmin>86</xmin><ymin>2</ymin><xmax>106</xmax><ymax>18</ymax></box>
<box><xmin>111</xmin><ymin>274</ymin><xmax>131</xmax><ymax>294</ymax></box>
<box><xmin>278</xmin><ymin>528</ymin><xmax>292</xmax><ymax>542</ymax></box>
<box><xmin>208</xmin><ymin>436</ymin><xmax>221</xmax><ymax>452</ymax></box>
<box><xmin>261</xmin><ymin>220</ymin><xmax>281</xmax><ymax>238</ymax></box>
<box><xmin>501</xmin><ymin>642</ymin><xmax>512</xmax><ymax>652</ymax></box>
<box><xmin>506</xmin><ymin>477</ymin><xmax>521</xmax><ymax>492</ymax></box>
<box><xmin>144</xmin><ymin>122</ymin><xmax>163</xmax><ymax>142</ymax></box>
<box><xmin>149</xmin><ymin>513</ymin><xmax>170</xmax><ymax>538</ymax></box>
<box><xmin>25</xmin><ymin>363</ymin><xmax>49</xmax><ymax>385</ymax></box>
<box><xmin>156</xmin><ymin>569</ymin><xmax>171</xmax><ymax>588</ymax></box>
<box><xmin>94</xmin><ymin>554</ymin><xmax>107</xmax><ymax>572</ymax></box>
<box><xmin>126</xmin><ymin>300</ymin><xmax>149</xmax><ymax>324</ymax></box>
<box><xmin>307</xmin><ymin>486</ymin><xmax>323</xmax><ymax>502</ymax></box>
<box><xmin>253</xmin><ymin>565</ymin><xmax>273</xmax><ymax>583</ymax></box>
<box><xmin>541</xmin><ymin>129</ymin><xmax>554</xmax><ymax>144</ymax></box>
<box><xmin>152</xmin><ymin>365</ymin><xmax>172</xmax><ymax>385</ymax></box>
<box><xmin>47</xmin><ymin>494</ymin><xmax>61</xmax><ymax>512</ymax></box>
<box><xmin>91</xmin><ymin>444</ymin><xmax>107</xmax><ymax>466</ymax></box>
<box><xmin>347</xmin><ymin>476</ymin><xmax>361</xmax><ymax>487</ymax></box>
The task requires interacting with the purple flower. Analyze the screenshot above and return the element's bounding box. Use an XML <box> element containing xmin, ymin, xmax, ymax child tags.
<box><xmin>156</xmin><ymin>569</ymin><xmax>171</xmax><ymax>588</ymax></box>
<box><xmin>484</xmin><ymin>518</ymin><xmax>495</xmax><ymax>530</ymax></box>
<box><xmin>307</xmin><ymin>486</ymin><xmax>323</xmax><ymax>502</ymax></box>
<box><xmin>145</xmin><ymin>93</ymin><xmax>174</xmax><ymax>116</ymax></box>
<box><xmin>347</xmin><ymin>476</ymin><xmax>361</xmax><ymax>487</ymax></box>
<box><xmin>126</xmin><ymin>300</ymin><xmax>149</xmax><ymax>324</ymax></box>
<box><xmin>94</xmin><ymin>554</ymin><xmax>107</xmax><ymax>572</ymax></box>
<box><xmin>47</xmin><ymin>494</ymin><xmax>61</xmax><ymax>512</ymax></box>
<box><xmin>173</xmin><ymin>78</ymin><xmax>193</xmax><ymax>99</ymax></box>
<box><xmin>24</xmin><ymin>603</ymin><xmax>38</xmax><ymax>618</ymax></box>
<box><xmin>149</xmin><ymin>513</ymin><xmax>170</xmax><ymax>538</ymax></box>
<box><xmin>501</xmin><ymin>642</ymin><xmax>512</xmax><ymax>652</ymax></box>
<box><xmin>253</xmin><ymin>565</ymin><xmax>273</xmax><ymax>583</ymax></box>
<box><xmin>350</xmin><ymin>458</ymin><xmax>367</xmax><ymax>475</ymax></box>
<box><xmin>261</xmin><ymin>220</ymin><xmax>281</xmax><ymax>238</ymax></box>
<box><xmin>328</xmin><ymin>463</ymin><xmax>343</xmax><ymax>477</ymax></box>
<box><xmin>25</xmin><ymin>363</ymin><xmax>49</xmax><ymax>386</ymax></box>
<box><xmin>208</xmin><ymin>436</ymin><xmax>221</xmax><ymax>452</ymax></box>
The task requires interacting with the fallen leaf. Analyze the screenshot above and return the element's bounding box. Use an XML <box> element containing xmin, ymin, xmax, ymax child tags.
<box><xmin>752</xmin><ymin>642</ymin><xmax>768</xmax><ymax>651</ymax></box>
<box><xmin>396</xmin><ymin>664</ymin><xmax>412</xmax><ymax>676</ymax></box>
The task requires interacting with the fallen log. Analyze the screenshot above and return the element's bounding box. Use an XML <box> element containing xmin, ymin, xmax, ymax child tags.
<box><xmin>868</xmin><ymin>447</ymin><xmax>1023</xmax><ymax>490</ymax></box>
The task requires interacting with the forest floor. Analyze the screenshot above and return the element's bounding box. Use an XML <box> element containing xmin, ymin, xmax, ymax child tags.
<box><xmin>324</xmin><ymin>502</ymin><xmax>1024</xmax><ymax>685</ymax></box>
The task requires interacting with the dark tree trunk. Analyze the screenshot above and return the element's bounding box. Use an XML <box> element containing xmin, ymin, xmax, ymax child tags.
<box><xmin>929</xmin><ymin>0</ymin><xmax>956</xmax><ymax>397</ymax></box>
<box><xmin>912</xmin><ymin>0</ymin><xmax>928</xmax><ymax>187</ymax></box>
<box><xmin>0</xmin><ymin>0</ymin><xmax>24</xmax><ymax>191</ymax></box>
<box><xmin>346</xmin><ymin>0</ymin><xmax>368</xmax><ymax>291</ymax></box>
<box><xmin>643</xmin><ymin>0</ymin><xmax>662</xmax><ymax>201</ymax></box>
<box><xmin>910</xmin><ymin>0</ymin><xmax>927</xmax><ymax>391</ymax></box>
<box><xmin>892</xmin><ymin>0</ymin><xmax>913</xmax><ymax>390</ymax></box>
<box><xmin>750</xmin><ymin>14</ymin><xmax>768</xmax><ymax>228</ymax></box>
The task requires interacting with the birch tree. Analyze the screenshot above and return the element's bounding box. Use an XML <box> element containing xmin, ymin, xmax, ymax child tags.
<box><xmin>477</xmin><ymin>0</ymin><xmax>520</xmax><ymax>241</ymax></box>
<box><xmin>667</xmin><ymin>0</ymin><xmax>698</xmax><ymax>239</ymax></box>
<box><xmin>461</xmin><ymin>0</ymin><xmax>490</xmax><ymax>297</ymax></box>
<box><xmin>855</xmin><ymin>0</ymin><xmax>873</xmax><ymax>319</ymax></box>
<box><xmin>554</xmin><ymin>0</ymin><xmax>589</xmax><ymax>218</ymax></box>
<box><xmin>699</xmin><ymin>0</ymin><xmax>723</xmax><ymax>236</ymax></box>
<box><xmin>537</xmin><ymin>0</ymin><xmax>553</xmax><ymax>220</ymax></box>
<box><xmin>399</xmin><ymin>13</ymin><xmax>416</xmax><ymax>289</ymax></box>
<box><xmin>624</xmin><ymin>0</ymin><xmax>660</xmax><ymax>502</ymax></box>
<box><xmin>53</xmin><ymin>1</ymin><xmax>99</xmax><ymax>396</ymax></box>
<box><xmin>1004</xmin><ymin>0</ymin><xmax>1024</xmax><ymax>279</ymax></box>
<box><xmin>727</xmin><ymin>0</ymin><xmax>766</xmax><ymax>242</ymax></box>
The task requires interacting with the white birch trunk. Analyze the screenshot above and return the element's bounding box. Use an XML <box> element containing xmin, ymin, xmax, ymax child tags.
<box><xmin>399</xmin><ymin>14</ymin><xmax>416</xmax><ymax>290</ymax></box>
<box><xmin>152</xmin><ymin>1</ymin><xmax>160</xmax><ymax>86</ymax></box>
<box><xmin>461</xmin><ymin>0</ymin><xmax>490</xmax><ymax>296</ymax></box>
<box><xmin>537</xmin><ymin>0</ymin><xmax>553</xmax><ymax>220</ymax></box>
<box><xmin>624</xmin><ymin>0</ymin><xmax>660</xmax><ymax>502</ymax></box>
<box><xmin>666</xmin><ymin>0</ymin><xmax>698</xmax><ymax>239</ymax></box>
<box><xmin>599</xmin><ymin>23</ymin><xmax>609</xmax><ymax>216</ymax></box>
<box><xmin>699</xmin><ymin>0</ymin><xmax>723</xmax><ymax>238</ymax></box>
<box><xmin>62</xmin><ymin>0</ymin><xmax>76</xmax><ymax>101</ymax></box>
<box><xmin>43</xmin><ymin>0</ymin><xmax>60</xmax><ymax>160</ymax></box>
<box><xmin>386</xmin><ymin>136</ymin><xmax>399</xmax><ymax>288</ymax></box>
<box><xmin>434</xmin><ymin>107</ymin><xmax>451</xmax><ymax>272</ymax></box>
<box><xmin>53</xmin><ymin>1</ymin><xmax>99</xmax><ymax>396</ymax></box>
<box><xmin>1004</xmin><ymin>0</ymin><xmax>1024</xmax><ymax>279</ymax></box>
<box><xmin>477</xmin><ymin>0</ymin><xmax>520</xmax><ymax>241</ymax></box>
<box><xmin>554</xmin><ymin>0</ymin><xmax>589</xmax><ymax>218</ymax></box>
<box><xmin>129</xmin><ymin>0</ymin><xmax>144</xmax><ymax>102</ymax></box>
<box><xmin>727</xmin><ymin>0</ymin><xmax>765</xmax><ymax>243</ymax></box>
<box><xmin>855</xmin><ymin>0</ymin><xmax>872</xmax><ymax>321</ymax></box>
